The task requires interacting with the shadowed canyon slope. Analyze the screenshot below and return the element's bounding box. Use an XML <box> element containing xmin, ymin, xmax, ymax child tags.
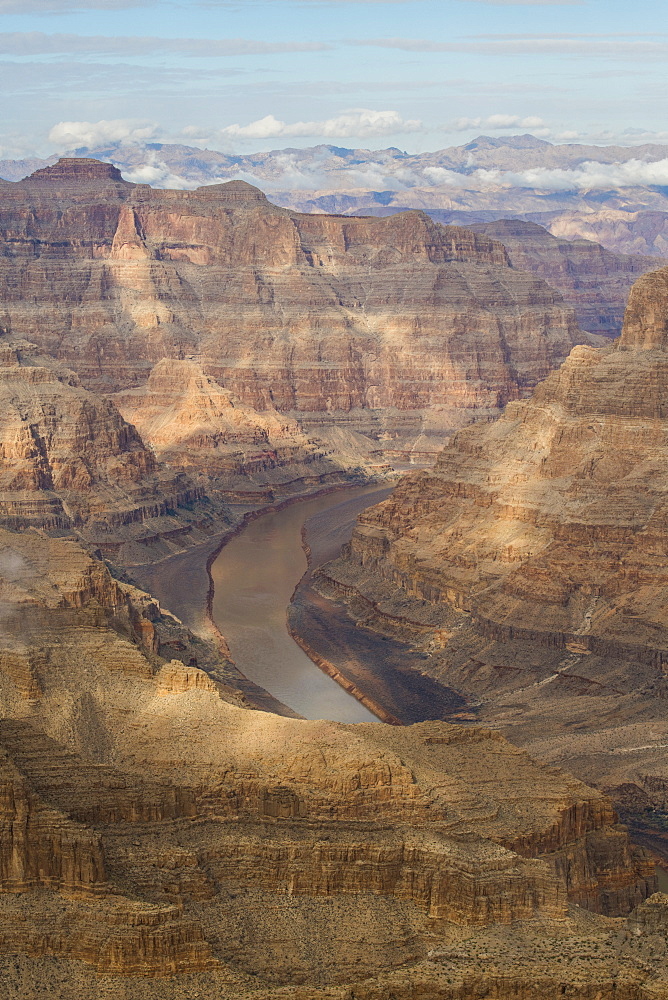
<box><xmin>321</xmin><ymin>266</ymin><xmax>668</xmax><ymax>838</ymax></box>
<box><xmin>0</xmin><ymin>525</ymin><xmax>662</xmax><ymax>996</ymax></box>
<box><xmin>0</xmin><ymin>341</ymin><xmax>239</xmax><ymax>564</ymax></box>
<box><xmin>468</xmin><ymin>220</ymin><xmax>660</xmax><ymax>339</ymax></box>
<box><xmin>0</xmin><ymin>157</ymin><xmax>596</xmax><ymax>461</ymax></box>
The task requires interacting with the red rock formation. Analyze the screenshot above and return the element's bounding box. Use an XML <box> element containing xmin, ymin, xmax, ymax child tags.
<box><xmin>0</xmin><ymin>158</ymin><xmax>592</xmax><ymax>460</ymax></box>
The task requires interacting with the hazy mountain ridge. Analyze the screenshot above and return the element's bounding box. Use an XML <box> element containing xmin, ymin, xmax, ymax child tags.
<box><xmin>3</xmin><ymin>134</ymin><xmax>668</xmax><ymax>256</ymax></box>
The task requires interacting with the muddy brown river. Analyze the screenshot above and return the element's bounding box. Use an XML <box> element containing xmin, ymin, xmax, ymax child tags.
<box><xmin>210</xmin><ymin>486</ymin><xmax>391</xmax><ymax>722</ymax></box>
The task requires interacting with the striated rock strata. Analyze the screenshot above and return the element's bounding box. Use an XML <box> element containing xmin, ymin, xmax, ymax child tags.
<box><xmin>0</xmin><ymin>158</ymin><xmax>594</xmax><ymax>461</ymax></box>
<box><xmin>320</xmin><ymin>265</ymin><xmax>668</xmax><ymax>832</ymax></box>
<box><xmin>113</xmin><ymin>358</ymin><xmax>386</xmax><ymax>500</ymax></box>
<box><xmin>0</xmin><ymin>525</ymin><xmax>660</xmax><ymax>995</ymax></box>
<box><xmin>0</xmin><ymin>341</ymin><xmax>232</xmax><ymax>563</ymax></box>
<box><xmin>469</xmin><ymin>219</ymin><xmax>660</xmax><ymax>339</ymax></box>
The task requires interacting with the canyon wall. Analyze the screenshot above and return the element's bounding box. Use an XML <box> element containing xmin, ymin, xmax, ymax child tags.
<box><xmin>0</xmin><ymin>341</ymin><xmax>229</xmax><ymax>562</ymax></box>
<box><xmin>0</xmin><ymin>524</ymin><xmax>661</xmax><ymax>995</ymax></box>
<box><xmin>320</xmin><ymin>265</ymin><xmax>668</xmax><ymax>826</ymax></box>
<box><xmin>0</xmin><ymin>158</ymin><xmax>593</xmax><ymax>462</ymax></box>
<box><xmin>112</xmin><ymin>357</ymin><xmax>387</xmax><ymax>500</ymax></box>
<box><xmin>469</xmin><ymin>219</ymin><xmax>660</xmax><ymax>338</ymax></box>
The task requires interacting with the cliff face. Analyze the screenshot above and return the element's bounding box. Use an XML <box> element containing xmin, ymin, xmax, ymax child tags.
<box><xmin>0</xmin><ymin>525</ymin><xmax>659</xmax><ymax>995</ymax></box>
<box><xmin>322</xmin><ymin>265</ymin><xmax>668</xmax><ymax>818</ymax></box>
<box><xmin>0</xmin><ymin>158</ymin><xmax>592</xmax><ymax>460</ymax></box>
<box><xmin>470</xmin><ymin>220</ymin><xmax>660</xmax><ymax>339</ymax></box>
<box><xmin>0</xmin><ymin>342</ymin><xmax>227</xmax><ymax>561</ymax></box>
<box><xmin>112</xmin><ymin>358</ymin><xmax>386</xmax><ymax>499</ymax></box>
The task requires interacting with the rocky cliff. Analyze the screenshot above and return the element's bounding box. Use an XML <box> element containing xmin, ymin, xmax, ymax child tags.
<box><xmin>0</xmin><ymin>524</ymin><xmax>661</xmax><ymax>996</ymax></box>
<box><xmin>0</xmin><ymin>158</ymin><xmax>592</xmax><ymax>461</ymax></box>
<box><xmin>112</xmin><ymin>358</ymin><xmax>386</xmax><ymax>500</ymax></box>
<box><xmin>320</xmin><ymin>265</ymin><xmax>668</xmax><ymax>831</ymax></box>
<box><xmin>0</xmin><ymin>340</ymin><xmax>234</xmax><ymax>562</ymax></box>
<box><xmin>469</xmin><ymin>220</ymin><xmax>660</xmax><ymax>338</ymax></box>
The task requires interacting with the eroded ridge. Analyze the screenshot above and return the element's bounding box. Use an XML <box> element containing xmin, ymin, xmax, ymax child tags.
<box><xmin>319</xmin><ymin>265</ymin><xmax>668</xmax><ymax>843</ymax></box>
<box><xmin>0</xmin><ymin>526</ymin><xmax>660</xmax><ymax>994</ymax></box>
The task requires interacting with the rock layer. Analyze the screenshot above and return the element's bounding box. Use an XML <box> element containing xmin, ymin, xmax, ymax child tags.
<box><xmin>0</xmin><ymin>341</ymin><xmax>230</xmax><ymax>562</ymax></box>
<box><xmin>0</xmin><ymin>525</ymin><xmax>658</xmax><ymax>993</ymax></box>
<box><xmin>113</xmin><ymin>358</ymin><xmax>385</xmax><ymax>499</ymax></box>
<box><xmin>319</xmin><ymin>265</ymin><xmax>668</xmax><ymax>822</ymax></box>
<box><xmin>0</xmin><ymin>158</ymin><xmax>592</xmax><ymax>461</ymax></box>
<box><xmin>469</xmin><ymin>220</ymin><xmax>660</xmax><ymax>338</ymax></box>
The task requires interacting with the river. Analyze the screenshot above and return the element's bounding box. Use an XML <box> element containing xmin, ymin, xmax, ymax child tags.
<box><xmin>209</xmin><ymin>485</ymin><xmax>392</xmax><ymax>722</ymax></box>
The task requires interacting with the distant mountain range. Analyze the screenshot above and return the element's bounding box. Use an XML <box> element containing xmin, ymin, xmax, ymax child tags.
<box><xmin>2</xmin><ymin>134</ymin><xmax>668</xmax><ymax>257</ymax></box>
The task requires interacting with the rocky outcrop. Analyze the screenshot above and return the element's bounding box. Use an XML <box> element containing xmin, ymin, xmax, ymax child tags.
<box><xmin>0</xmin><ymin>341</ymin><xmax>229</xmax><ymax>562</ymax></box>
<box><xmin>0</xmin><ymin>158</ymin><xmax>593</xmax><ymax>461</ymax></box>
<box><xmin>319</xmin><ymin>265</ymin><xmax>668</xmax><ymax>822</ymax></box>
<box><xmin>0</xmin><ymin>524</ymin><xmax>658</xmax><ymax>992</ymax></box>
<box><xmin>469</xmin><ymin>219</ymin><xmax>660</xmax><ymax>338</ymax></box>
<box><xmin>0</xmin><ymin>747</ymin><xmax>106</xmax><ymax>893</ymax></box>
<box><xmin>113</xmin><ymin>358</ymin><xmax>385</xmax><ymax>499</ymax></box>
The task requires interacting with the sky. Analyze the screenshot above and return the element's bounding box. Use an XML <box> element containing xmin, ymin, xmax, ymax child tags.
<box><xmin>0</xmin><ymin>0</ymin><xmax>666</xmax><ymax>159</ymax></box>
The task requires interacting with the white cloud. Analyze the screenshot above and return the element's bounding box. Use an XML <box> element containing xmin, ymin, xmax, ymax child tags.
<box><xmin>221</xmin><ymin>109</ymin><xmax>424</xmax><ymax>140</ymax></box>
<box><xmin>424</xmin><ymin>158</ymin><xmax>668</xmax><ymax>192</ymax></box>
<box><xmin>482</xmin><ymin>158</ymin><xmax>668</xmax><ymax>191</ymax></box>
<box><xmin>0</xmin><ymin>0</ymin><xmax>146</xmax><ymax>10</ymax></box>
<box><xmin>119</xmin><ymin>155</ymin><xmax>204</xmax><ymax>189</ymax></box>
<box><xmin>48</xmin><ymin>119</ymin><xmax>160</xmax><ymax>149</ymax></box>
<box><xmin>451</xmin><ymin>114</ymin><xmax>546</xmax><ymax>130</ymax></box>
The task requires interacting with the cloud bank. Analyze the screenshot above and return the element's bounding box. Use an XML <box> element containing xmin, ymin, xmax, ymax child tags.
<box><xmin>221</xmin><ymin>109</ymin><xmax>424</xmax><ymax>140</ymax></box>
<box><xmin>0</xmin><ymin>0</ymin><xmax>149</xmax><ymax>10</ymax></box>
<box><xmin>353</xmin><ymin>35</ymin><xmax>668</xmax><ymax>60</ymax></box>
<box><xmin>451</xmin><ymin>114</ymin><xmax>546</xmax><ymax>130</ymax></box>
<box><xmin>0</xmin><ymin>32</ymin><xmax>329</xmax><ymax>57</ymax></box>
<box><xmin>49</xmin><ymin>119</ymin><xmax>159</xmax><ymax>149</ymax></box>
<box><xmin>476</xmin><ymin>158</ymin><xmax>668</xmax><ymax>191</ymax></box>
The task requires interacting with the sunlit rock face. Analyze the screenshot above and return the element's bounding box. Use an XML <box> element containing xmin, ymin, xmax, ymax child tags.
<box><xmin>343</xmin><ymin>265</ymin><xmax>668</xmax><ymax>655</ymax></box>
<box><xmin>0</xmin><ymin>158</ymin><xmax>592</xmax><ymax>460</ymax></box>
<box><xmin>321</xmin><ymin>265</ymin><xmax>668</xmax><ymax>815</ymax></box>
<box><xmin>0</xmin><ymin>341</ymin><xmax>227</xmax><ymax>563</ymax></box>
<box><xmin>112</xmin><ymin>357</ymin><xmax>386</xmax><ymax>497</ymax></box>
<box><xmin>0</xmin><ymin>526</ymin><xmax>658</xmax><ymax>994</ymax></box>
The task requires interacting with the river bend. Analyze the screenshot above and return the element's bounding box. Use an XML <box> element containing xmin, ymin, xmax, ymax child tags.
<box><xmin>210</xmin><ymin>486</ymin><xmax>390</xmax><ymax>722</ymax></box>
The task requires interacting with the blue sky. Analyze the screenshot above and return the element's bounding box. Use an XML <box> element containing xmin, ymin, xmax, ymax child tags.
<box><xmin>0</xmin><ymin>0</ymin><xmax>666</xmax><ymax>157</ymax></box>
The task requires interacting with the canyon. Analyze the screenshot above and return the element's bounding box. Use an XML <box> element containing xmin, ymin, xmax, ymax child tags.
<box><xmin>0</xmin><ymin>157</ymin><xmax>593</xmax><ymax>469</ymax></box>
<box><xmin>0</xmin><ymin>525</ymin><xmax>661</xmax><ymax>996</ymax></box>
<box><xmin>318</xmin><ymin>263</ymin><xmax>668</xmax><ymax>877</ymax></box>
<box><xmin>0</xmin><ymin>158</ymin><xmax>666</xmax><ymax>996</ymax></box>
